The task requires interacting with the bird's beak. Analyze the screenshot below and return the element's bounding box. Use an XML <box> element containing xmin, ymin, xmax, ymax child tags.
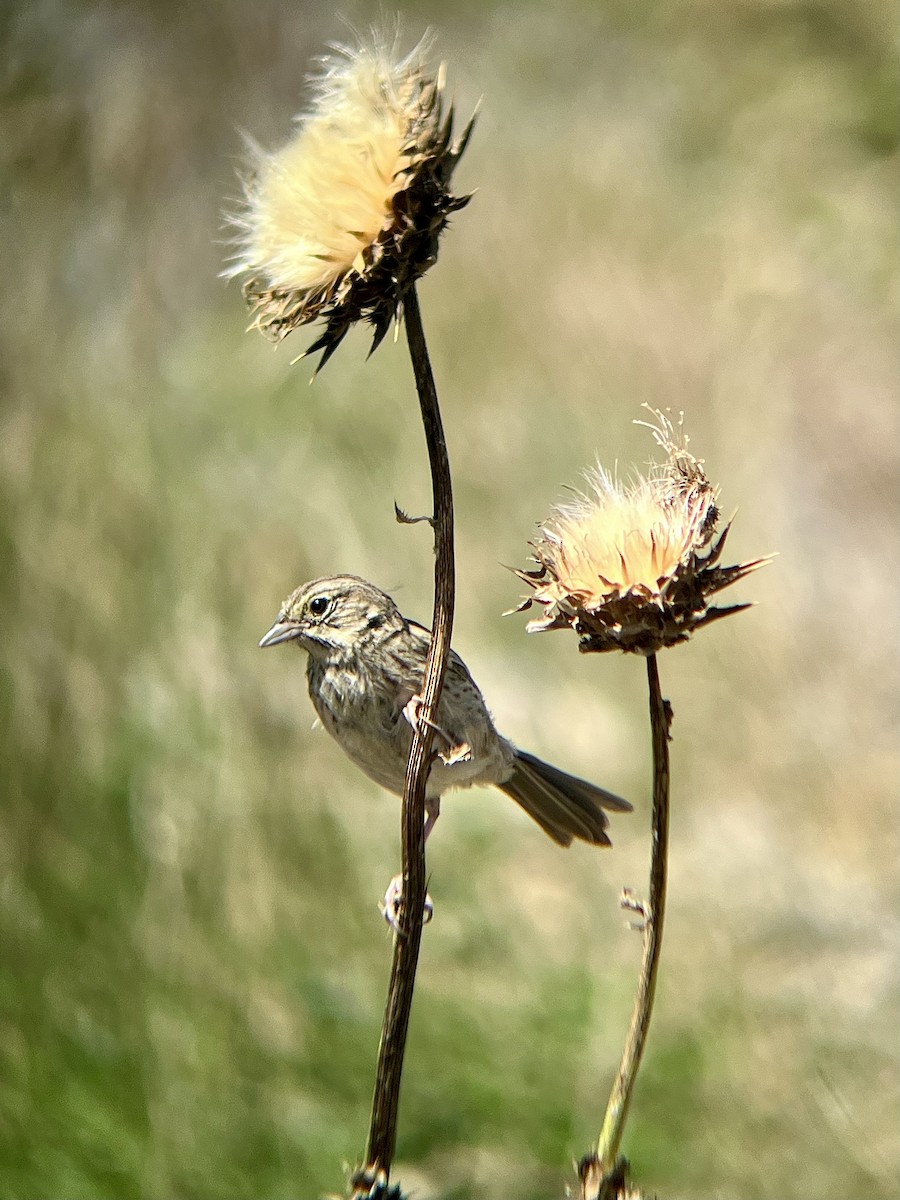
<box><xmin>259</xmin><ymin>620</ymin><xmax>302</xmax><ymax>649</ymax></box>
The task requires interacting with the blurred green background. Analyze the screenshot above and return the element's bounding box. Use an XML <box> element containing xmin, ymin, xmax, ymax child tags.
<box><xmin>1</xmin><ymin>1</ymin><xmax>897</xmax><ymax>1197</ymax></box>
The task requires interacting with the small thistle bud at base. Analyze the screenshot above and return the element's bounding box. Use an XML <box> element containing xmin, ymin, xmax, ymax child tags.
<box><xmin>513</xmin><ymin>410</ymin><xmax>772</xmax><ymax>655</ymax></box>
<box><xmin>224</xmin><ymin>36</ymin><xmax>476</xmax><ymax>372</ymax></box>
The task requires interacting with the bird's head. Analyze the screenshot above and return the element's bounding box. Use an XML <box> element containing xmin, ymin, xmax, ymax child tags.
<box><xmin>259</xmin><ymin>574</ymin><xmax>404</xmax><ymax>662</ymax></box>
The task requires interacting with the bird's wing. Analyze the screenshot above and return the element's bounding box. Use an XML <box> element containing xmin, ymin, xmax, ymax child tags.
<box><xmin>405</xmin><ymin>618</ymin><xmax>470</xmax><ymax>676</ymax></box>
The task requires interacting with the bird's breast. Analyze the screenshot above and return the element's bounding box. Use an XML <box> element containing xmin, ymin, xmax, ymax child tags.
<box><xmin>307</xmin><ymin>658</ymin><xmax>410</xmax><ymax>794</ymax></box>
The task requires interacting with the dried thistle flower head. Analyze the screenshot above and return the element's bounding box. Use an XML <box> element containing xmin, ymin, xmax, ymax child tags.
<box><xmin>513</xmin><ymin>410</ymin><xmax>771</xmax><ymax>654</ymax></box>
<box><xmin>224</xmin><ymin>34</ymin><xmax>475</xmax><ymax>371</ymax></box>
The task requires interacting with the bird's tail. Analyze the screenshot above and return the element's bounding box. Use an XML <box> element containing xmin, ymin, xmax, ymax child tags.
<box><xmin>498</xmin><ymin>749</ymin><xmax>631</xmax><ymax>847</ymax></box>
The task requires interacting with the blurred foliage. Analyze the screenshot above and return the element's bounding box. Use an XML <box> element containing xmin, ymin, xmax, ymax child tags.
<box><xmin>0</xmin><ymin>1</ymin><xmax>897</xmax><ymax>1198</ymax></box>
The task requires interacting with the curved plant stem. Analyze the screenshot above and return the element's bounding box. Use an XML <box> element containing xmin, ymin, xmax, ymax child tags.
<box><xmin>580</xmin><ymin>652</ymin><xmax>672</xmax><ymax>1200</ymax></box>
<box><xmin>359</xmin><ymin>284</ymin><xmax>455</xmax><ymax>1187</ymax></box>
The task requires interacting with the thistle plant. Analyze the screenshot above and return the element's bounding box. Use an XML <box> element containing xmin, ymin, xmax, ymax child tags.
<box><xmin>227</xmin><ymin>22</ymin><xmax>769</xmax><ymax>1198</ymax></box>
<box><xmin>515</xmin><ymin>411</ymin><xmax>770</xmax><ymax>1200</ymax></box>
<box><xmin>226</xmin><ymin>31</ymin><xmax>474</xmax><ymax>1196</ymax></box>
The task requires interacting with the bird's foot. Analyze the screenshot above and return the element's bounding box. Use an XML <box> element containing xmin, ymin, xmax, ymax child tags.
<box><xmin>402</xmin><ymin>695</ymin><xmax>471</xmax><ymax>765</ymax></box>
<box><xmin>438</xmin><ymin>739</ymin><xmax>472</xmax><ymax>766</ymax></box>
<box><xmin>381</xmin><ymin>873</ymin><xmax>434</xmax><ymax>932</ymax></box>
<box><xmin>402</xmin><ymin>694</ymin><xmax>452</xmax><ymax>743</ymax></box>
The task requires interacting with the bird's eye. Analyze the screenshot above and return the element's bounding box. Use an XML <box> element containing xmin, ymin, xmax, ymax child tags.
<box><xmin>309</xmin><ymin>595</ymin><xmax>329</xmax><ymax>617</ymax></box>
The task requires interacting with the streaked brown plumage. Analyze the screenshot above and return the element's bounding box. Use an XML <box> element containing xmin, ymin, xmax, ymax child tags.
<box><xmin>260</xmin><ymin>575</ymin><xmax>631</xmax><ymax>846</ymax></box>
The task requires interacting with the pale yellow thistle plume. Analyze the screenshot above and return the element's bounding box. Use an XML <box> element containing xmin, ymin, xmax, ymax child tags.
<box><xmin>224</xmin><ymin>32</ymin><xmax>476</xmax><ymax>371</ymax></box>
<box><xmin>513</xmin><ymin>410</ymin><xmax>771</xmax><ymax>654</ymax></box>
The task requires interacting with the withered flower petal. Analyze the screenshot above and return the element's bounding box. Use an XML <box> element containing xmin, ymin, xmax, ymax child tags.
<box><xmin>224</xmin><ymin>35</ymin><xmax>475</xmax><ymax>370</ymax></box>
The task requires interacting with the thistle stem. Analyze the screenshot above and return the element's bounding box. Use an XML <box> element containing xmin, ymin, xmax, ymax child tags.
<box><xmin>580</xmin><ymin>652</ymin><xmax>671</xmax><ymax>1200</ymax></box>
<box><xmin>360</xmin><ymin>285</ymin><xmax>455</xmax><ymax>1186</ymax></box>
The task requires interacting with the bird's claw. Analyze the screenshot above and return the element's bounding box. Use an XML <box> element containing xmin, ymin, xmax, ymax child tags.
<box><xmin>402</xmin><ymin>695</ymin><xmax>471</xmax><ymax>764</ymax></box>
<box><xmin>438</xmin><ymin>740</ymin><xmax>472</xmax><ymax>766</ymax></box>
<box><xmin>381</xmin><ymin>873</ymin><xmax>434</xmax><ymax>932</ymax></box>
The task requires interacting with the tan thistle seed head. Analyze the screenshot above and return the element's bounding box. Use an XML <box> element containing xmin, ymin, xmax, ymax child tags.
<box><xmin>224</xmin><ymin>34</ymin><xmax>475</xmax><ymax>371</ymax></box>
<box><xmin>513</xmin><ymin>410</ymin><xmax>771</xmax><ymax>655</ymax></box>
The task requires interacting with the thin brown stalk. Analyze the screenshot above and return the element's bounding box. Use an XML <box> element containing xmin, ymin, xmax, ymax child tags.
<box><xmin>580</xmin><ymin>652</ymin><xmax>672</xmax><ymax>1200</ymax></box>
<box><xmin>356</xmin><ymin>284</ymin><xmax>455</xmax><ymax>1188</ymax></box>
